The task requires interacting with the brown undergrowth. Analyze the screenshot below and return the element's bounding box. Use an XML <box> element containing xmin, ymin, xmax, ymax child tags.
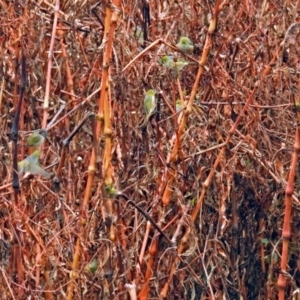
<box><xmin>0</xmin><ymin>1</ymin><xmax>300</xmax><ymax>299</ymax></box>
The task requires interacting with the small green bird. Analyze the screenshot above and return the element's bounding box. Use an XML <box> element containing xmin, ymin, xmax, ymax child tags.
<box><xmin>161</xmin><ymin>55</ymin><xmax>175</xmax><ymax>68</ymax></box>
<box><xmin>176</xmin><ymin>37</ymin><xmax>194</xmax><ymax>53</ymax></box>
<box><xmin>176</xmin><ymin>99</ymin><xmax>183</xmax><ymax>112</ymax></box>
<box><xmin>135</xmin><ymin>26</ymin><xmax>144</xmax><ymax>45</ymax></box>
<box><xmin>27</xmin><ymin>129</ymin><xmax>47</xmax><ymax>148</ymax></box>
<box><xmin>161</xmin><ymin>55</ymin><xmax>189</xmax><ymax>71</ymax></box>
<box><xmin>105</xmin><ymin>184</ymin><xmax>121</xmax><ymax>197</ymax></box>
<box><xmin>18</xmin><ymin>150</ymin><xmax>50</xmax><ymax>177</ymax></box>
<box><xmin>143</xmin><ymin>89</ymin><xmax>157</xmax><ymax>124</ymax></box>
<box><xmin>85</xmin><ymin>259</ymin><xmax>98</xmax><ymax>274</ymax></box>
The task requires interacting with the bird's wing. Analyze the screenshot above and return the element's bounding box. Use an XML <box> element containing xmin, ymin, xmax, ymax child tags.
<box><xmin>28</xmin><ymin>163</ymin><xmax>51</xmax><ymax>177</ymax></box>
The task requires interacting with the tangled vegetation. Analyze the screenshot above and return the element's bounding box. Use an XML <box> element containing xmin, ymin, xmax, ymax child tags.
<box><xmin>0</xmin><ymin>1</ymin><xmax>300</xmax><ymax>299</ymax></box>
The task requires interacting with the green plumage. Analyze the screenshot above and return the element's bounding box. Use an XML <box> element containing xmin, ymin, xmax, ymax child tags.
<box><xmin>18</xmin><ymin>150</ymin><xmax>50</xmax><ymax>177</ymax></box>
<box><xmin>176</xmin><ymin>37</ymin><xmax>194</xmax><ymax>53</ymax></box>
<box><xmin>105</xmin><ymin>184</ymin><xmax>120</xmax><ymax>196</ymax></box>
<box><xmin>176</xmin><ymin>99</ymin><xmax>183</xmax><ymax>112</ymax></box>
<box><xmin>161</xmin><ymin>55</ymin><xmax>189</xmax><ymax>71</ymax></box>
<box><xmin>86</xmin><ymin>259</ymin><xmax>98</xmax><ymax>273</ymax></box>
<box><xmin>27</xmin><ymin>129</ymin><xmax>47</xmax><ymax>147</ymax></box>
<box><xmin>135</xmin><ymin>26</ymin><xmax>144</xmax><ymax>45</ymax></box>
<box><xmin>143</xmin><ymin>89</ymin><xmax>157</xmax><ymax>122</ymax></box>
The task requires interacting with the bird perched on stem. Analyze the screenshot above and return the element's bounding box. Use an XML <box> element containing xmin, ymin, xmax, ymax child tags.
<box><xmin>27</xmin><ymin>129</ymin><xmax>47</xmax><ymax>148</ymax></box>
<box><xmin>176</xmin><ymin>37</ymin><xmax>194</xmax><ymax>53</ymax></box>
<box><xmin>161</xmin><ymin>55</ymin><xmax>189</xmax><ymax>72</ymax></box>
<box><xmin>176</xmin><ymin>99</ymin><xmax>184</xmax><ymax>113</ymax></box>
<box><xmin>105</xmin><ymin>184</ymin><xmax>121</xmax><ymax>196</ymax></box>
<box><xmin>85</xmin><ymin>259</ymin><xmax>98</xmax><ymax>274</ymax></box>
<box><xmin>18</xmin><ymin>150</ymin><xmax>50</xmax><ymax>177</ymax></box>
<box><xmin>135</xmin><ymin>26</ymin><xmax>144</xmax><ymax>45</ymax></box>
<box><xmin>141</xmin><ymin>89</ymin><xmax>157</xmax><ymax>126</ymax></box>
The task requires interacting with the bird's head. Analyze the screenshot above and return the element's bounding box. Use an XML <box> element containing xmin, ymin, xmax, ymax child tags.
<box><xmin>147</xmin><ymin>89</ymin><xmax>156</xmax><ymax>96</ymax></box>
<box><xmin>179</xmin><ymin>37</ymin><xmax>193</xmax><ymax>45</ymax></box>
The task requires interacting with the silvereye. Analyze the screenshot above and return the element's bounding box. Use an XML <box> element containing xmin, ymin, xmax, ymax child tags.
<box><xmin>176</xmin><ymin>99</ymin><xmax>183</xmax><ymax>112</ymax></box>
<box><xmin>176</xmin><ymin>37</ymin><xmax>194</xmax><ymax>53</ymax></box>
<box><xmin>27</xmin><ymin>129</ymin><xmax>47</xmax><ymax>148</ymax></box>
<box><xmin>105</xmin><ymin>184</ymin><xmax>121</xmax><ymax>197</ymax></box>
<box><xmin>161</xmin><ymin>55</ymin><xmax>175</xmax><ymax>68</ymax></box>
<box><xmin>85</xmin><ymin>259</ymin><xmax>98</xmax><ymax>274</ymax></box>
<box><xmin>161</xmin><ymin>55</ymin><xmax>189</xmax><ymax>71</ymax></box>
<box><xmin>135</xmin><ymin>26</ymin><xmax>144</xmax><ymax>45</ymax></box>
<box><xmin>18</xmin><ymin>150</ymin><xmax>50</xmax><ymax>177</ymax></box>
<box><xmin>143</xmin><ymin>89</ymin><xmax>157</xmax><ymax>123</ymax></box>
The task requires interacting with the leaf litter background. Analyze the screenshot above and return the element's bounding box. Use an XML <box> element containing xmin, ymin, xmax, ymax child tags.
<box><xmin>0</xmin><ymin>1</ymin><xmax>300</xmax><ymax>299</ymax></box>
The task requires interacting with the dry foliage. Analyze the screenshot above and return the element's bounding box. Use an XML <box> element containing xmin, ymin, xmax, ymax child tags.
<box><xmin>1</xmin><ymin>1</ymin><xmax>300</xmax><ymax>299</ymax></box>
